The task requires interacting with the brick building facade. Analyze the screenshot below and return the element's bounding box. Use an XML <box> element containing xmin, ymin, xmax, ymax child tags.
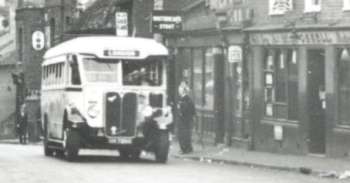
<box><xmin>246</xmin><ymin>0</ymin><xmax>350</xmax><ymax>157</ymax></box>
<box><xmin>169</xmin><ymin>0</ymin><xmax>350</xmax><ymax>158</ymax></box>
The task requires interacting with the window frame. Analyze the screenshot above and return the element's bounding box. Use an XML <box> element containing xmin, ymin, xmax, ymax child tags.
<box><xmin>344</xmin><ymin>0</ymin><xmax>350</xmax><ymax>11</ymax></box>
<box><xmin>269</xmin><ymin>0</ymin><xmax>293</xmax><ymax>15</ymax></box>
<box><xmin>337</xmin><ymin>48</ymin><xmax>350</xmax><ymax>126</ymax></box>
<box><xmin>263</xmin><ymin>48</ymin><xmax>299</xmax><ymax>121</ymax></box>
<box><xmin>304</xmin><ymin>0</ymin><xmax>321</xmax><ymax>13</ymax></box>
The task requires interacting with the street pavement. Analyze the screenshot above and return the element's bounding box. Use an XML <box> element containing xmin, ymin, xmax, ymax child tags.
<box><xmin>172</xmin><ymin>142</ymin><xmax>350</xmax><ymax>180</ymax></box>
<box><xmin>0</xmin><ymin>142</ymin><xmax>346</xmax><ymax>183</ymax></box>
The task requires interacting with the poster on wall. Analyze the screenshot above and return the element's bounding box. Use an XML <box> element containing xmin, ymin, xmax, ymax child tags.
<box><xmin>228</xmin><ymin>46</ymin><xmax>242</xmax><ymax>63</ymax></box>
<box><xmin>269</xmin><ymin>0</ymin><xmax>293</xmax><ymax>15</ymax></box>
<box><xmin>115</xmin><ymin>11</ymin><xmax>128</xmax><ymax>37</ymax></box>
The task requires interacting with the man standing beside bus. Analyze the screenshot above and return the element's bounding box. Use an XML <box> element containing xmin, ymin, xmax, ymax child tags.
<box><xmin>177</xmin><ymin>81</ymin><xmax>196</xmax><ymax>154</ymax></box>
<box><xmin>19</xmin><ymin>103</ymin><xmax>28</xmax><ymax>144</ymax></box>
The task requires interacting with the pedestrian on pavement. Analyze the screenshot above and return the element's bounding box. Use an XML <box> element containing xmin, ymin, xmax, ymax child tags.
<box><xmin>177</xmin><ymin>81</ymin><xmax>196</xmax><ymax>154</ymax></box>
<box><xmin>18</xmin><ymin>103</ymin><xmax>28</xmax><ymax>145</ymax></box>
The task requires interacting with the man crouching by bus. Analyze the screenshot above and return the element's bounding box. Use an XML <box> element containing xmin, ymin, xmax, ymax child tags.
<box><xmin>18</xmin><ymin>103</ymin><xmax>28</xmax><ymax>145</ymax></box>
<box><xmin>137</xmin><ymin>95</ymin><xmax>173</xmax><ymax>153</ymax></box>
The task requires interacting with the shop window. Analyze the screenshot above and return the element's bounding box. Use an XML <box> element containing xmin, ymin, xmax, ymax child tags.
<box><xmin>304</xmin><ymin>0</ymin><xmax>321</xmax><ymax>12</ymax></box>
<box><xmin>338</xmin><ymin>48</ymin><xmax>350</xmax><ymax>125</ymax></box>
<box><xmin>183</xmin><ymin>49</ymin><xmax>193</xmax><ymax>91</ymax></box>
<box><xmin>263</xmin><ymin>49</ymin><xmax>298</xmax><ymax>120</ymax></box>
<box><xmin>204</xmin><ymin>48</ymin><xmax>214</xmax><ymax>110</ymax></box>
<box><xmin>344</xmin><ymin>0</ymin><xmax>350</xmax><ymax>10</ymax></box>
<box><xmin>193</xmin><ymin>49</ymin><xmax>204</xmax><ymax>107</ymax></box>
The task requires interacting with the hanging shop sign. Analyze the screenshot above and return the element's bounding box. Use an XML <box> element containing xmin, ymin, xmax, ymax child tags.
<box><xmin>228</xmin><ymin>46</ymin><xmax>243</xmax><ymax>63</ymax></box>
<box><xmin>249</xmin><ymin>31</ymin><xmax>350</xmax><ymax>45</ymax></box>
<box><xmin>152</xmin><ymin>10</ymin><xmax>182</xmax><ymax>33</ymax></box>
<box><xmin>269</xmin><ymin>0</ymin><xmax>293</xmax><ymax>15</ymax></box>
<box><xmin>115</xmin><ymin>11</ymin><xmax>128</xmax><ymax>37</ymax></box>
<box><xmin>32</xmin><ymin>30</ymin><xmax>45</xmax><ymax>51</ymax></box>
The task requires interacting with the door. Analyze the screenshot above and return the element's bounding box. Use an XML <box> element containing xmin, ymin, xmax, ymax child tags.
<box><xmin>307</xmin><ymin>49</ymin><xmax>326</xmax><ymax>154</ymax></box>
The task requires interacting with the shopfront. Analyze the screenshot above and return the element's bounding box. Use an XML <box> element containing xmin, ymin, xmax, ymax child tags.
<box><xmin>168</xmin><ymin>29</ymin><xmax>250</xmax><ymax>145</ymax></box>
<box><xmin>249</xmin><ymin>28</ymin><xmax>350</xmax><ymax>157</ymax></box>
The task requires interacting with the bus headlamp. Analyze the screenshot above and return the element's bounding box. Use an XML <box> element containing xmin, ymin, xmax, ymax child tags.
<box><xmin>87</xmin><ymin>102</ymin><xmax>100</xmax><ymax>119</ymax></box>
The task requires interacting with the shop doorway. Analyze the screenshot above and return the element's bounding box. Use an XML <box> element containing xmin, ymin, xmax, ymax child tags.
<box><xmin>307</xmin><ymin>49</ymin><xmax>326</xmax><ymax>154</ymax></box>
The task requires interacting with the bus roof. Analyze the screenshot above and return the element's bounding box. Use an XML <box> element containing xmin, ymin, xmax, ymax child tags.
<box><xmin>43</xmin><ymin>36</ymin><xmax>169</xmax><ymax>60</ymax></box>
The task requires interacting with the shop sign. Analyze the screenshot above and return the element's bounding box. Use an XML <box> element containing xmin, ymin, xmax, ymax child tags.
<box><xmin>32</xmin><ymin>30</ymin><xmax>45</xmax><ymax>51</ymax></box>
<box><xmin>115</xmin><ymin>12</ymin><xmax>128</xmax><ymax>37</ymax></box>
<box><xmin>269</xmin><ymin>0</ymin><xmax>293</xmax><ymax>15</ymax></box>
<box><xmin>152</xmin><ymin>10</ymin><xmax>182</xmax><ymax>33</ymax></box>
<box><xmin>228</xmin><ymin>46</ymin><xmax>242</xmax><ymax>63</ymax></box>
<box><xmin>250</xmin><ymin>31</ymin><xmax>350</xmax><ymax>45</ymax></box>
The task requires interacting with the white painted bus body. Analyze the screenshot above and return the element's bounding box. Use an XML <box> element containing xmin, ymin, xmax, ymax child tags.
<box><xmin>41</xmin><ymin>36</ymin><xmax>170</xmax><ymax>146</ymax></box>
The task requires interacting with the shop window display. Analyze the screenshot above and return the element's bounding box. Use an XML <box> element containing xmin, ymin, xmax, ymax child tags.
<box><xmin>263</xmin><ymin>49</ymin><xmax>298</xmax><ymax>121</ymax></box>
<box><xmin>338</xmin><ymin>48</ymin><xmax>350</xmax><ymax>126</ymax></box>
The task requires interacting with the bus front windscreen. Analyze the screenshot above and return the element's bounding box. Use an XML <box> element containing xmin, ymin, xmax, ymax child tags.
<box><xmin>122</xmin><ymin>58</ymin><xmax>163</xmax><ymax>86</ymax></box>
<box><xmin>83</xmin><ymin>57</ymin><xmax>119</xmax><ymax>83</ymax></box>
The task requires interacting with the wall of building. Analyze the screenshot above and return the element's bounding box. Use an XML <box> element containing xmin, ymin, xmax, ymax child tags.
<box><xmin>16</xmin><ymin>8</ymin><xmax>45</xmax><ymax>91</ymax></box>
<box><xmin>249</xmin><ymin>0</ymin><xmax>350</xmax><ymax>26</ymax></box>
<box><xmin>245</xmin><ymin>0</ymin><xmax>350</xmax><ymax>157</ymax></box>
<box><xmin>0</xmin><ymin>64</ymin><xmax>16</xmax><ymax>139</ymax></box>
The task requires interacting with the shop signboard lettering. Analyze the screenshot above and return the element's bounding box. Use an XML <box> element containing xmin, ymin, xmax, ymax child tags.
<box><xmin>250</xmin><ymin>31</ymin><xmax>350</xmax><ymax>45</ymax></box>
<box><xmin>152</xmin><ymin>10</ymin><xmax>182</xmax><ymax>33</ymax></box>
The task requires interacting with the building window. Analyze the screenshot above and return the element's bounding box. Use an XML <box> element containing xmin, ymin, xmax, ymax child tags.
<box><xmin>338</xmin><ymin>48</ymin><xmax>350</xmax><ymax>126</ymax></box>
<box><xmin>304</xmin><ymin>0</ymin><xmax>321</xmax><ymax>12</ymax></box>
<box><xmin>18</xmin><ymin>28</ymin><xmax>23</xmax><ymax>62</ymax></box>
<box><xmin>65</xmin><ymin>16</ymin><xmax>71</xmax><ymax>26</ymax></box>
<box><xmin>269</xmin><ymin>0</ymin><xmax>293</xmax><ymax>15</ymax></box>
<box><xmin>49</xmin><ymin>18</ymin><xmax>56</xmax><ymax>47</ymax></box>
<box><xmin>193</xmin><ymin>49</ymin><xmax>204</xmax><ymax>107</ymax></box>
<box><xmin>204</xmin><ymin>48</ymin><xmax>214</xmax><ymax>110</ymax></box>
<box><xmin>344</xmin><ymin>0</ymin><xmax>350</xmax><ymax>10</ymax></box>
<box><xmin>263</xmin><ymin>49</ymin><xmax>298</xmax><ymax>120</ymax></box>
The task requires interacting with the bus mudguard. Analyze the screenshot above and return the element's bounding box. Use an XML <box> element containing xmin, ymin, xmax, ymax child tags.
<box><xmin>66</xmin><ymin>103</ymin><xmax>86</xmax><ymax>125</ymax></box>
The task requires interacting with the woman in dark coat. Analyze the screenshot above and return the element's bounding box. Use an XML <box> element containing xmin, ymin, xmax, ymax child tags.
<box><xmin>177</xmin><ymin>81</ymin><xmax>196</xmax><ymax>154</ymax></box>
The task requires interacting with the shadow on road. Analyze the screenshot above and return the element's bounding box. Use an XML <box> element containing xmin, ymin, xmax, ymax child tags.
<box><xmin>47</xmin><ymin>153</ymin><xmax>161</xmax><ymax>165</ymax></box>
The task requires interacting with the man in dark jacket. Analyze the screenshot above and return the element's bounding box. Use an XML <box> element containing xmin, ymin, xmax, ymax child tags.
<box><xmin>177</xmin><ymin>81</ymin><xmax>196</xmax><ymax>154</ymax></box>
<box><xmin>19</xmin><ymin>103</ymin><xmax>28</xmax><ymax>144</ymax></box>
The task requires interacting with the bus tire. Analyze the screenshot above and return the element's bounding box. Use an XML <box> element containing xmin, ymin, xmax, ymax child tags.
<box><xmin>43</xmin><ymin>117</ymin><xmax>53</xmax><ymax>156</ymax></box>
<box><xmin>155</xmin><ymin>131</ymin><xmax>170</xmax><ymax>163</ymax></box>
<box><xmin>63</xmin><ymin>129</ymin><xmax>80</xmax><ymax>162</ymax></box>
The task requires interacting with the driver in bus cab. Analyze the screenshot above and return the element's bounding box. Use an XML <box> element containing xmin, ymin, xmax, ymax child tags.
<box><xmin>138</xmin><ymin>68</ymin><xmax>153</xmax><ymax>86</ymax></box>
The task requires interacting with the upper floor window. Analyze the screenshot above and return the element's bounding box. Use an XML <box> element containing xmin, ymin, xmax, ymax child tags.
<box><xmin>304</xmin><ymin>0</ymin><xmax>321</xmax><ymax>12</ymax></box>
<box><xmin>344</xmin><ymin>0</ymin><xmax>350</xmax><ymax>10</ymax></box>
<box><xmin>269</xmin><ymin>0</ymin><xmax>293</xmax><ymax>15</ymax></box>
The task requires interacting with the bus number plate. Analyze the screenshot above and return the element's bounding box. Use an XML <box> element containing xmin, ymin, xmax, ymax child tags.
<box><xmin>108</xmin><ymin>138</ymin><xmax>118</xmax><ymax>144</ymax></box>
<box><xmin>108</xmin><ymin>138</ymin><xmax>132</xmax><ymax>144</ymax></box>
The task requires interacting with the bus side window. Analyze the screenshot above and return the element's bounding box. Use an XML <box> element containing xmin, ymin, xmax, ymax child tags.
<box><xmin>70</xmin><ymin>58</ymin><xmax>81</xmax><ymax>85</ymax></box>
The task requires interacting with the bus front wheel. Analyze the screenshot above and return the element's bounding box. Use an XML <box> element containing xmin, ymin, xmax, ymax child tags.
<box><xmin>63</xmin><ymin>129</ymin><xmax>80</xmax><ymax>161</ymax></box>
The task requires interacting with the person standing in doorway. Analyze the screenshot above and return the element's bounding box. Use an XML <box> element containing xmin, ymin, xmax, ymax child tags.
<box><xmin>19</xmin><ymin>103</ymin><xmax>28</xmax><ymax>144</ymax></box>
<box><xmin>177</xmin><ymin>81</ymin><xmax>196</xmax><ymax>154</ymax></box>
